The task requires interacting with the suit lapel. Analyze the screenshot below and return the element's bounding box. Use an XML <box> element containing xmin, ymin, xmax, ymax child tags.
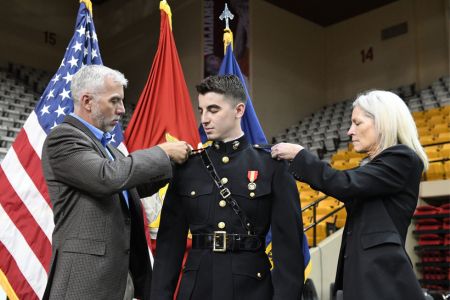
<box><xmin>64</xmin><ymin>115</ymin><xmax>110</xmax><ymax>159</ymax></box>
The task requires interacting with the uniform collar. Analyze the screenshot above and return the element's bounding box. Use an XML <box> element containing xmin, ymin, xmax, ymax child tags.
<box><xmin>210</xmin><ymin>135</ymin><xmax>249</xmax><ymax>154</ymax></box>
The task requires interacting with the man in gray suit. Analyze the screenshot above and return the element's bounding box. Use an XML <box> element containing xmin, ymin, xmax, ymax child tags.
<box><xmin>41</xmin><ymin>65</ymin><xmax>190</xmax><ymax>300</ymax></box>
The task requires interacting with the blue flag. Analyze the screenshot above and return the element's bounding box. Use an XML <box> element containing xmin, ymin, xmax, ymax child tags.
<box><xmin>199</xmin><ymin>43</ymin><xmax>311</xmax><ymax>278</ymax></box>
<box><xmin>199</xmin><ymin>44</ymin><xmax>267</xmax><ymax>144</ymax></box>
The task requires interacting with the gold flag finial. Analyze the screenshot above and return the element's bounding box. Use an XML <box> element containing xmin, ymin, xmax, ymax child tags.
<box><xmin>223</xmin><ymin>28</ymin><xmax>233</xmax><ymax>54</ymax></box>
<box><xmin>160</xmin><ymin>0</ymin><xmax>173</xmax><ymax>30</ymax></box>
<box><xmin>80</xmin><ymin>0</ymin><xmax>93</xmax><ymax>17</ymax></box>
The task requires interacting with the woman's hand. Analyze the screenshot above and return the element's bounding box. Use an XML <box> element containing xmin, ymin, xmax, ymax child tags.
<box><xmin>271</xmin><ymin>143</ymin><xmax>304</xmax><ymax>161</ymax></box>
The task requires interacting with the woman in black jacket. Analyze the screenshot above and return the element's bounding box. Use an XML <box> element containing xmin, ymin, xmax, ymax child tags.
<box><xmin>271</xmin><ymin>90</ymin><xmax>429</xmax><ymax>300</ymax></box>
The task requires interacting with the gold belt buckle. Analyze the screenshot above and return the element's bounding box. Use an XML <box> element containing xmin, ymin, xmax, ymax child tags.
<box><xmin>213</xmin><ymin>231</ymin><xmax>227</xmax><ymax>252</ymax></box>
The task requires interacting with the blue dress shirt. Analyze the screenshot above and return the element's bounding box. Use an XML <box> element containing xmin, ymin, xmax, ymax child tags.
<box><xmin>70</xmin><ymin>113</ymin><xmax>129</xmax><ymax>208</ymax></box>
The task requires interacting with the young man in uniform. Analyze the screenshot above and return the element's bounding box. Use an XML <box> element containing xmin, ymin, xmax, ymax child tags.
<box><xmin>151</xmin><ymin>74</ymin><xmax>305</xmax><ymax>300</ymax></box>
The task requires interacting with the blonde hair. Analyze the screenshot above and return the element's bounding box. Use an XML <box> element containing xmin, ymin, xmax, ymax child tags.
<box><xmin>353</xmin><ymin>90</ymin><xmax>428</xmax><ymax>170</ymax></box>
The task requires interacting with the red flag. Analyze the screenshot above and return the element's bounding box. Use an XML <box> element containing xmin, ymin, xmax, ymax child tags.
<box><xmin>123</xmin><ymin>2</ymin><xmax>200</xmax><ymax>296</ymax></box>
<box><xmin>124</xmin><ymin>2</ymin><xmax>200</xmax><ymax>151</ymax></box>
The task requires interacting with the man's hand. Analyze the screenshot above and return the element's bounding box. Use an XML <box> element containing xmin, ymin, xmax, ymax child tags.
<box><xmin>158</xmin><ymin>141</ymin><xmax>191</xmax><ymax>164</ymax></box>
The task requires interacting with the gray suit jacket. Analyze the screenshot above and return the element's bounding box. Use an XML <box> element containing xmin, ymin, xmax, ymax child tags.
<box><xmin>42</xmin><ymin>115</ymin><xmax>172</xmax><ymax>300</ymax></box>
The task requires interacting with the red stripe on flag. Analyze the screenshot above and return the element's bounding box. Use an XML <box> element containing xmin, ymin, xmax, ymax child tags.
<box><xmin>0</xmin><ymin>243</ymin><xmax>39</xmax><ymax>300</ymax></box>
<box><xmin>13</xmin><ymin>130</ymin><xmax>51</xmax><ymax>206</ymax></box>
<box><xmin>0</xmin><ymin>168</ymin><xmax>51</xmax><ymax>272</ymax></box>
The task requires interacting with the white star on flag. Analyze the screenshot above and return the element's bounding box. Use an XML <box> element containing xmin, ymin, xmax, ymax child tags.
<box><xmin>59</xmin><ymin>88</ymin><xmax>71</xmax><ymax>101</ymax></box>
<box><xmin>46</xmin><ymin>89</ymin><xmax>55</xmax><ymax>100</ymax></box>
<box><xmin>54</xmin><ymin>105</ymin><xmax>67</xmax><ymax>117</ymax></box>
<box><xmin>51</xmin><ymin>74</ymin><xmax>60</xmax><ymax>84</ymax></box>
<box><xmin>76</xmin><ymin>26</ymin><xmax>86</xmax><ymax>37</ymax></box>
<box><xmin>68</xmin><ymin>56</ymin><xmax>79</xmax><ymax>68</ymax></box>
<box><xmin>63</xmin><ymin>72</ymin><xmax>73</xmax><ymax>84</ymax></box>
<box><xmin>91</xmin><ymin>48</ymin><xmax>98</xmax><ymax>59</ymax></box>
<box><xmin>40</xmin><ymin>104</ymin><xmax>50</xmax><ymax>116</ymax></box>
<box><xmin>72</xmin><ymin>41</ymin><xmax>82</xmax><ymax>52</ymax></box>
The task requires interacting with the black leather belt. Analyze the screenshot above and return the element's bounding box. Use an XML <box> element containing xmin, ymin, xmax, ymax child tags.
<box><xmin>192</xmin><ymin>232</ymin><xmax>265</xmax><ymax>252</ymax></box>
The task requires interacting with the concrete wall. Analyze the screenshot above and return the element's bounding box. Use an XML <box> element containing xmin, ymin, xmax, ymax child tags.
<box><xmin>101</xmin><ymin>0</ymin><xmax>202</xmax><ymax>110</ymax></box>
<box><xmin>324</xmin><ymin>0</ymin><xmax>448</xmax><ymax>104</ymax></box>
<box><xmin>308</xmin><ymin>229</ymin><xmax>343</xmax><ymax>300</ymax></box>
<box><xmin>251</xmin><ymin>0</ymin><xmax>326</xmax><ymax>139</ymax></box>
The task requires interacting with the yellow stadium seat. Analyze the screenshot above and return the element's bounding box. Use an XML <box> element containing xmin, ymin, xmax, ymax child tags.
<box><xmin>440</xmin><ymin>143</ymin><xmax>450</xmax><ymax>159</ymax></box>
<box><xmin>414</xmin><ymin>119</ymin><xmax>427</xmax><ymax>128</ymax></box>
<box><xmin>424</xmin><ymin>108</ymin><xmax>442</xmax><ymax>118</ymax></box>
<box><xmin>425</xmin><ymin>146</ymin><xmax>443</xmax><ymax>162</ymax></box>
<box><xmin>418</xmin><ymin>126</ymin><xmax>431</xmax><ymax>136</ymax></box>
<box><xmin>317</xmin><ymin>191</ymin><xmax>327</xmax><ymax>199</ymax></box>
<box><xmin>296</xmin><ymin>181</ymin><xmax>310</xmax><ymax>191</ymax></box>
<box><xmin>444</xmin><ymin>160</ymin><xmax>450</xmax><ymax>179</ymax></box>
<box><xmin>300</xmin><ymin>190</ymin><xmax>319</xmax><ymax>202</ymax></box>
<box><xmin>347</xmin><ymin>151</ymin><xmax>365</xmax><ymax>159</ymax></box>
<box><xmin>440</xmin><ymin>105</ymin><xmax>450</xmax><ymax>115</ymax></box>
<box><xmin>332</xmin><ymin>151</ymin><xmax>349</xmax><ymax>161</ymax></box>
<box><xmin>412</xmin><ymin>111</ymin><xmax>425</xmax><ymax>119</ymax></box>
<box><xmin>346</xmin><ymin>160</ymin><xmax>360</xmax><ymax>169</ymax></box>
<box><xmin>420</xmin><ymin>135</ymin><xmax>435</xmax><ymax>146</ymax></box>
<box><xmin>430</xmin><ymin>123</ymin><xmax>449</xmax><ymax>135</ymax></box>
<box><xmin>444</xmin><ymin>161</ymin><xmax>450</xmax><ymax>179</ymax></box>
<box><xmin>302</xmin><ymin>207</ymin><xmax>313</xmax><ymax>220</ymax></box>
<box><xmin>318</xmin><ymin>197</ymin><xmax>340</xmax><ymax>209</ymax></box>
<box><xmin>426</xmin><ymin>162</ymin><xmax>445</xmax><ymax>181</ymax></box>
<box><xmin>427</xmin><ymin>115</ymin><xmax>445</xmax><ymax>126</ymax></box>
<box><xmin>435</xmin><ymin>132</ymin><xmax>450</xmax><ymax>144</ymax></box>
<box><xmin>331</xmin><ymin>160</ymin><xmax>348</xmax><ymax>170</ymax></box>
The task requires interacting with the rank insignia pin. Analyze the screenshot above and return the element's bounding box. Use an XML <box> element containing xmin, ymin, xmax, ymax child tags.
<box><xmin>247</xmin><ymin>170</ymin><xmax>258</xmax><ymax>191</ymax></box>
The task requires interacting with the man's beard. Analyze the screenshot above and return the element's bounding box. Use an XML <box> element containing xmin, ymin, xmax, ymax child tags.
<box><xmin>91</xmin><ymin>103</ymin><xmax>111</xmax><ymax>132</ymax></box>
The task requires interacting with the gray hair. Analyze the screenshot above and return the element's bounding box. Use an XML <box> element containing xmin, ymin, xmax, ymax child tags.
<box><xmin>353</xmin><ymin>90</ymin><xmax>428</xmax><ymax>170</ymax></box>
<box><xmin>71</xmin><ymin>65</ymin><xmax>128</xmax><ymax>105</ymax></box>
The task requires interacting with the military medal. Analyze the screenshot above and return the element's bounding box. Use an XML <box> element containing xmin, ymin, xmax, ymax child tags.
<box><xmin>247</xmin><ymin>171</ymin><xmax>258</xmax><ymax>191</ymax></box>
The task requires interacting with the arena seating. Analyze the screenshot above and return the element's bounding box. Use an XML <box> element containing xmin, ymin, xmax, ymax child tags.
<box><xmin>0</xmin><ymin>64</ymin><xmax>47</xmax><ymax>162</ymax></box>
<box><xmin>274</xmin><ymin>77</ymin><xmax>450</xmax><ymax>245</ymax></box>
<box><xmin>0</xmin><ymin>63</ymin><xmax>135</xmax><ymax>163</ymax></box>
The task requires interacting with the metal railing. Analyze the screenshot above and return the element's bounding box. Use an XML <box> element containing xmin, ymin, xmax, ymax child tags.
<box><xmin>301</xmin><ymin>195</ymin><xmax>346</xmax><ymax>247</ymax></box>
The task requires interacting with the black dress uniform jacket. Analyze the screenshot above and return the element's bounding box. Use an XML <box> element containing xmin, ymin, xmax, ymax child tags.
<box><xmin>151</xmin><ymin>136</ymin><xmax>305</xmax><ymax>300</ymax></box>
<box><xmin>289</xmin><ymin>144</ymin><xmax>425</xmax><ymax>300</ymax></box>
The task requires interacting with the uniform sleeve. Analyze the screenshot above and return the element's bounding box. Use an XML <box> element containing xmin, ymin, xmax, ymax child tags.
<box><xmin>43</xmin><ymin>126</ymin><xmax>172</xmax><ymax>197</ymax></box>
<box><xmin>150</xmin><ymin>177</ymin><xmax>189</xmax><ymax>300</ymax></box>
<box><xmin>271</xmin><ymin>161</ymin><xmax>305</xmax><ymax>299</ymax></box>
<box><xmin>288</xmin><ymin>146</ymin><xmax>417</xmax><ymax>202</ymax></box>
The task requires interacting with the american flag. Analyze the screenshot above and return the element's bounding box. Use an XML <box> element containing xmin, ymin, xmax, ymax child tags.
<box><xmin>0</xmin><ymin>2</ymin><xmax>125</xmax><ymax>299</ymax></box>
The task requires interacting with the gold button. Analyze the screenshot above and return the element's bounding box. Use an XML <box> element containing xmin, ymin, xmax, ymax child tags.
<box><xmin>257</xmin><ymin>272</ymin><xmax>262</xmax><ymax>278</ymax></box>
<box><xmin>219</xmin><ymin>200</ymin><xmax>227</xmax><ymax>207</ymax></box>
<box><xmin>221</xmin><ymin>177</ymin><xmax>228</xmax><ymax>184</ymax></box>
<box><xmin>222</xmin><ymin>156</ymin><xmax>230</xmax><ymax>164</ymax></box>
<box><xmin>218</xmin><ymin>222</ymin><xmax>226</xmax><ymax>229</ymax></box>
<box><xmin>249</xmin><ymin>192</ymin><xmax>255</xmax><ymax>198</ymax></box>
<box><xmin>190</xmin><ymin>191</ymin><xmax>196</xmax><ymax>196</ymax></box>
